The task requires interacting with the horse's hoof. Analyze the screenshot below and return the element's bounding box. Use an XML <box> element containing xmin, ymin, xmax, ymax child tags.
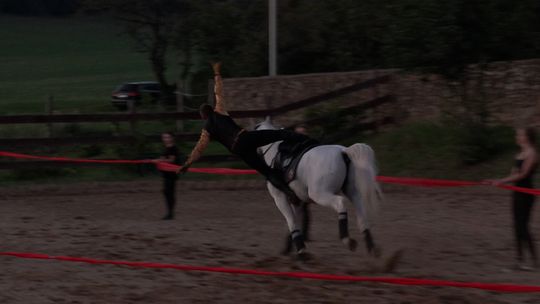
<box><xmin>382</xmin><ymin>249</ymin><xmax>404</xmax><ymax>273</ymax></box>
<box><xmin>296</xmin><ymin>250</ymin><xmax>313</xmax><ymax>261</ymax></box>
<box><xmin>343</xmin><ymin>238</ymin><xmax>357</xmax><ymax>252</ymax></box>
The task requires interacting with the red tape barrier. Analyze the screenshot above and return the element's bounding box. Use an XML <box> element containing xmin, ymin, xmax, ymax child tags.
<box><xmin>0</xmin><ymin>151</ymin><xmax>151</xmax><ymax>164</ymax></box>
<box><xmin>1</xmin><ymin>251</ymin><xmax>539</xmax><ymax>293</ymax></box>
<box><xmin>1</xmin><ymin>151</ymin><xmax>539</xmax><ymax>195</ymax></box>
<box><xmin>376</xmin><ymin>175</ymin><xmax>540</xmax><ymax>195</ymax></box>
<box><xmin>156</xmin><ymin>162</ymin><xmax>258</xmax><ymax>175</ymax></box>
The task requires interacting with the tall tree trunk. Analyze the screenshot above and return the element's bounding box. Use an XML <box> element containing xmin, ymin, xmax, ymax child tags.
<box><xmin>150</xmin><ymin>24</ymin><xmax>174</xmax><ymax>105</ymax></box>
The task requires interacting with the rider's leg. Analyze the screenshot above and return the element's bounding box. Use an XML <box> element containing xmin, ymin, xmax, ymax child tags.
<box><xmin>239</xmin><ymin>149</ymin><xmax>299</xmax><ymax>203</ymax></box>
<box><xmin>237</xmin><ymin>129</ymin><xmax>310</xmax><ymax>149</ymax></box>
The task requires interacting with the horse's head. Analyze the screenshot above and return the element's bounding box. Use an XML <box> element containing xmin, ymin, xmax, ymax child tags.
<box><xmin>254</xmin><ymin>116</ymin><xmax>278</xmax><ymax>131</ymax></box>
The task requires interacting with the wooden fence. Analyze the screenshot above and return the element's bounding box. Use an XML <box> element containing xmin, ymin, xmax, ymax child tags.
<box><xmin>0</xmin><ymin>75</ymin><xmax>395</xmax><ymax>169</ymax></box>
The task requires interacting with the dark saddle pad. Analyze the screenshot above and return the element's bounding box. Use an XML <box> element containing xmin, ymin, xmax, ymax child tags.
<box><xmin>273</xmin><ymin>138</ymin><xmax>320</xmax><ymax>183</ymax></box>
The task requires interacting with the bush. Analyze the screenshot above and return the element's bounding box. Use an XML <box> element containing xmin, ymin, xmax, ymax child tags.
<box><xmin>450</xmin><ymin>122</ymin><xmax>514</xmax><ymax>165</ymax></box>
<box><xmin>341</xmin><ymin>120</ymin><xmax>517</xmax><ymax>179</ymax></box>
<box><xmin>303</xmin><ymin>98</ymin><xmax>365</xmax><ymax>142</ymax></box>
<box><xmin>81</xmin><ymin>144</ymin><xmax>103</xmax><ymax>158</ymax></box>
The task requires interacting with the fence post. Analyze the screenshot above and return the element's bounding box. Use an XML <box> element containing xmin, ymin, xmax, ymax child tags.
<box><xmin>264</xmin><ymin>95</ymin><xmax>273</xmax><ymax>122</ymax></box>
<box><xmin>176</xmin><ymin>80</ymin><xmax>184</xmax><ymax>132</ymax></box>
<box><xmin>127</xmin><ymin>100</ymin><xmax>136</xmax><ymax>135</ymax></box>
<box><xmin>46</xmin><ymin>95</ymin><xmax>54</xmax><ymax>137</ymax></box>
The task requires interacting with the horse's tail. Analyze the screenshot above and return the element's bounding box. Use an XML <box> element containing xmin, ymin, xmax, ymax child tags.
<box><xmin>343</xmin><ymin>143</ymin><xmax>383</xmax><ymax>230</ymax></box>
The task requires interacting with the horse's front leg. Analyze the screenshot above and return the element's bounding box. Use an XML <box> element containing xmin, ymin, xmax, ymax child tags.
<box><xmin>268</xmin><ymin>184</ymin><xmax>306</xmax><ymax>255</ymax></box>
<box><xmin>281</xmin><ymin>202</ymin><xmax>308</xmax><ymax>255</ymax></box>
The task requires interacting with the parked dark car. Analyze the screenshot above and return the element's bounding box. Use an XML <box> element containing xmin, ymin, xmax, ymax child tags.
<box><xmin>111</xmin><ymin>81</ymin><xmax>161</xmax><ymax>109</ymax></box>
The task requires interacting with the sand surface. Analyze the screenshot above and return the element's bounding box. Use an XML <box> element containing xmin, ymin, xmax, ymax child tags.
<box><xmin>1</xmin><ymin>180</ymin><xmax>539</xmax><ymax>304</ymax></box>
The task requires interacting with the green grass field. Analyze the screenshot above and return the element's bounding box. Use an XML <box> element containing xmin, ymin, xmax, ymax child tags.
<box><xmin>0</xmin><ymin>15</ymin><xmax>179</xmax><ymax>114</ymax></box>
<box><xmin>0</xmin><ymin>15</ymin><xmax>231</xmax><ymax>182</ymax></box>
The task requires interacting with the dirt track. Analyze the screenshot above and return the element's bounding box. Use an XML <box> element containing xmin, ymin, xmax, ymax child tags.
<box><xmin>1</xmin><ymin>180</ymin><xmax>539</xmax><ymax>304</ymax></box>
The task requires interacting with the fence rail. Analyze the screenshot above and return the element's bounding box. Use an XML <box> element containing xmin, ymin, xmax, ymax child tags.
<box><xmin>1</xmin><ymin>74</ymin><xmax>396</xmax><ymax>169</ymax></box>
<box><xmin>0</xmin><ymin>134</ymin><xmax>201</xmax><ymax>148</ymax></box>
<box><xmin>0</xmin><ymin>75</ymin><xmax>391</xmax><ymax>125</ymax></box>
<box><xmin>0</xmin><ymin>154</ymin><xmax>239</xmax><ymax>170</ymax></box>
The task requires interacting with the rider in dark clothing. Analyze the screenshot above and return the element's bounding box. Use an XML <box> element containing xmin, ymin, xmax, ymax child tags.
<box><xmin>178</xmin><ymin>63</ymin><xmax>309</xmax><ymax>202</ymax></box>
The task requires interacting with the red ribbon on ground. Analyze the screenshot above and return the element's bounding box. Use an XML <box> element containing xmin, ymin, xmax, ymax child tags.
<box><xmin>2</xmin><ymin>150</ymin><xmax>540</xmax><ymax>195</ymax></box>
<box><xmin>1</xmin><ymin>251</ymin><xmax>539</xmax><ymax>293</ymax></box>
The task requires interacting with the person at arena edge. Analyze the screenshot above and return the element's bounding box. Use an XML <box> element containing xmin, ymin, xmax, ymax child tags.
<box><xmin>485</xmin><ymin>127</ymin><xmax>538</xmax><ymax>270</ymax></box>
<box><xmin>153</xmin><ymin>132</ymin><xmax>183</xmax><ymax>220</ymax></box>
<box><xmin>177</xmin><ymin>62</ymin><xmax>310</xmax><ymax>204</ymax></box>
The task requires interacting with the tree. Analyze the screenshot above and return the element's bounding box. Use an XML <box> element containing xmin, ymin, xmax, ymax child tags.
<box><xmin>82</xmin><ymin>0</ymin><xmax>192</xmax><ymax>103</ymax></box>
<box><xmin>1</xmin><ymin>0</ymin><xmax>79</xmax><ymax>16</ymax></box>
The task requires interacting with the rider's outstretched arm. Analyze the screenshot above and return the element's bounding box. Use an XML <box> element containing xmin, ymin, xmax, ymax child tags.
<box><xmin>212</xmin><ymin>62</ymin><xmax>228</xmax><ymax>115</ymax></box>
<box><xmin>178</xmin><ymin>130</ymin><xmax>210</xmax><ymax>173</ymax></box>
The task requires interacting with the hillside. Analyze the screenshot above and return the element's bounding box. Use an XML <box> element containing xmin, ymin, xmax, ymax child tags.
<box><xmin>0</xmin><ymin>15</ymin><xmax>166</xmax><ymax>114</ymax></box>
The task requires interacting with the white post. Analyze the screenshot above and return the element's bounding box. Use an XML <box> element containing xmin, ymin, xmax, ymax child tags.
<box><xmin>268</xmin><ymin>0</ymin><xmax>278</xmax><ymax>76</ymax></box>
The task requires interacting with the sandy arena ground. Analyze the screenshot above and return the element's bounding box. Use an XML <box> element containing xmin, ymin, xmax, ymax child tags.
<box><xmin>1</xmin><ymin>179</ymin><xmax>539</xmax><ymax>304</ymax></box>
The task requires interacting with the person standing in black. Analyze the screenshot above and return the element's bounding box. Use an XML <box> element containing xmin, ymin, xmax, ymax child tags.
<box><xmin>488</xmin><ymin>127</ymin><xmax>538</xmax><ymax>270</ymax></box>
<box><xmin>154</xmin><ymin>132</ymin><xmax>182</xmax><ymax>220</ymax></box>
<box><xmin>178</xmin><ymin>62</ymin><xmax>310</xmax><ymax>204</ymax></box>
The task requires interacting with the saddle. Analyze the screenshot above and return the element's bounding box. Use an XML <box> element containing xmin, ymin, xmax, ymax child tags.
<box><xmin>272</xmin><ymin>138</ymin><xmax>320</xmax><ymax>183</ymax></box>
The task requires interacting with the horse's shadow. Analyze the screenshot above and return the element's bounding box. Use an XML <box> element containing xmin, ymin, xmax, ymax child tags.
<box><xmin>252</xmin><ymin>248</ymin><xmax>404</xmax><ymax>275</ymax></box>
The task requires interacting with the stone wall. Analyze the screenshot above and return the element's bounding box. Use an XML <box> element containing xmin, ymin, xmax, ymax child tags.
<box><xmin>216</xmin><ymin>59</ymin><xmax>540</xmax><ymax>128</ymax></box>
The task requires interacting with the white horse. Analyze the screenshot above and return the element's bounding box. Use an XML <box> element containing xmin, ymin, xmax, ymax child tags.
<box><xmin>255</xmin><ymin>117</ymin><xmax>383</xmax><ymax>258</ymax></box>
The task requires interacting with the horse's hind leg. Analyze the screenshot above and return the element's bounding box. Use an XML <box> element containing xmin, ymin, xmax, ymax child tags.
<box><xmin>344</xmin><ymin>187</ymin><xmax>380</xmax><ymax>257</ymax></box>
<box><xmin>338</xmin><ymin>211</ymin><xmax>357</xmax><ymax>251</ymax></box>
<box><xmin>309</xmin><ymin>190</ymin><xmax>357</xmax><ymax>251</ymax></box>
